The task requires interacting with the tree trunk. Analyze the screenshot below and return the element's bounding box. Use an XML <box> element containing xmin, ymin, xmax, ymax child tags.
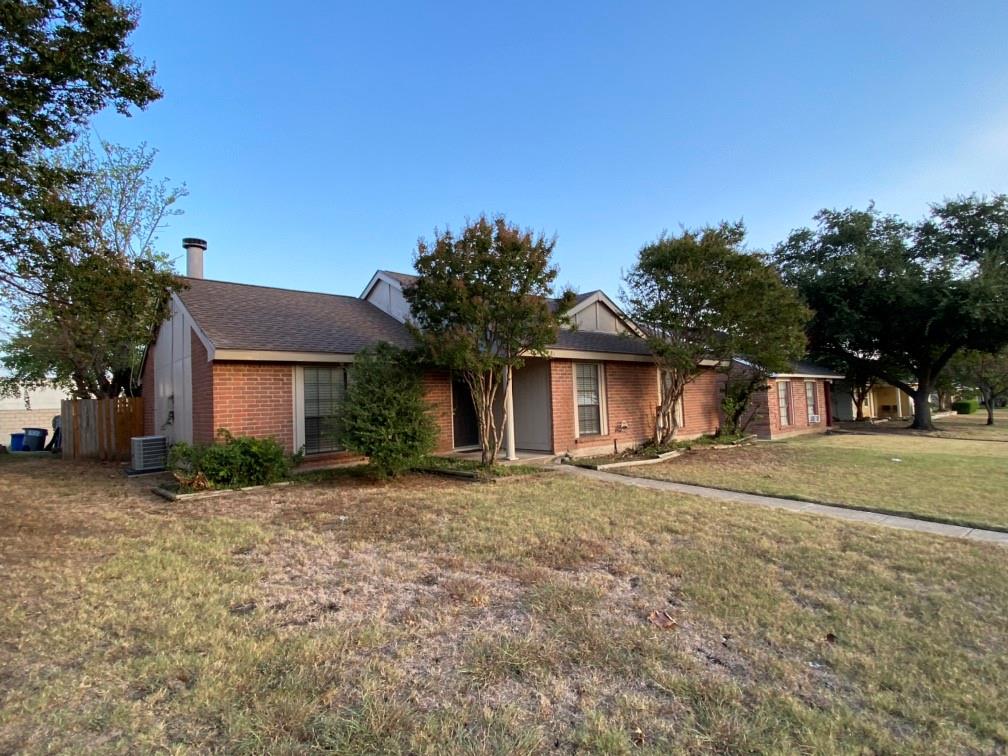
<box><xmin>909</xmin><ymin>386</ymin><xmax>934</xmax><ymax>430</ymax></box>
<box><xmin>655</xmin><ymin>369</ymin><xmax>686</xmax><ymax>446</ymax></box>
<box><xmin>853</xmin><ymin>396</ymin><xmax>864</xmax><ymax>421</ymax></box>
<box><xmin>983</xmin><ymin>389</ymin><xmax>995</xmax><ymax>425</ymax></box>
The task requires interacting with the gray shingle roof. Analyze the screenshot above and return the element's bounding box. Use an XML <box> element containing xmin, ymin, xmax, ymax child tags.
<box><xmin>177</xmin><ymin>278</ymin><xmax>414</xmax><ymax>353</ymax></box>
<box><xmin>177</xmin><ymin>276</ymin><xmax>655</xmax><ymax>359</ymax></box>
<box><xmin>551</xmin><ymin>329</ymin><xmax>652</xmax><ymax>356</ymax></box>
<box><xmin>380</xmin><ymin>270</ymin><xmax>418</xmax><ymax>287</ymax></box>
<box><xmin>779</xmin><ymin>361</ymin><xmax>844</xmax><ymax>379</ymax></box>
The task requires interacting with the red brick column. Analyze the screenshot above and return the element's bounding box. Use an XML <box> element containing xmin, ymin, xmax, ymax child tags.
<box><xmin>550</xmin><ymin>360</ymin><xmax>574</xmax><ymax>454</ymax></box>
<box><xmin>422</xmin><ymin>369</ymin><xmax>454</xmax><ymax>452</ymax></box>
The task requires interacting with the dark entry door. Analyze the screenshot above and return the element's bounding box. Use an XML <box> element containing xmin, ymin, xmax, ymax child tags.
<box><xmin>452</xmin><ymin>376</ymin><xmax>479</xmax><ymax>448</ymax></box>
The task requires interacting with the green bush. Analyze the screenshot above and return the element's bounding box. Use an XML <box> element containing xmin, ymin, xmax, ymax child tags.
<box><xmin>337</xmin><ymin>343</ymin><xmax>436</xmax><ymax>476</ymax></box>
<box><xmin>169</xmin><ymin>429</ymin><xmax>291</xmax><ymax>488</ymax></box>
<box><xmin>952</xmin><ymin>399</ymin><xmax>979</xmax><ymax>415</ymax></box>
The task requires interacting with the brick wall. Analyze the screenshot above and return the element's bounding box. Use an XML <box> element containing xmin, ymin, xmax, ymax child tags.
<box><xmin>550</xmin><ymin>359</ymin><xmax>659</xmax><ymax>456</ymax></box>
<box><xmin>761</xmin><ymin>378</ymin><xmax>829</xmax><ymax>439</ymax></box>
<box><xmin>142</xmin><ymin>347</ymin><xmax>155</xmax><ymax>436</ymax></box>
<box><xmin>191</xmin><ymin>331</ymin><xmax>214</xmax><ymax>444</ymax></box>
<box><xmin>680</xmin><ymin>368</ymin><xmax>725</xmax><ymax>437</ymax></box>
<box><xmin>211</xmin><ymin>362</ymin><xmax>294</xmax><ymax>452</ymax></box>
<box><xmin>422</xmin><ymin>368</ymin><xmax>454</xmax><ymax>452</ymax></box>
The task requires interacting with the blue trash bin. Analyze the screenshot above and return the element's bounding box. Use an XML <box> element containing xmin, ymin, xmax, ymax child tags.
<box><xmin>9</xmin><ymin>432</ymin><xmax>25</xmax><ymax>451</ymax></box>
<box><xmin>22</xmin><ymin>427</ymin><xmax>48</xmax><ymax>451</ymax></box>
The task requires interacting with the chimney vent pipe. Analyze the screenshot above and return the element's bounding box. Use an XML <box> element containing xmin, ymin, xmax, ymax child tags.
<box><xmin>183</xmin><ymin>237</ymin><xmax>208</xmax><ymax>279</ymax></box>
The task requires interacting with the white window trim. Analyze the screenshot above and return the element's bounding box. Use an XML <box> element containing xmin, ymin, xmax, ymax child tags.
<box><xmin>292</xmin><ymin>366</ymin><xmax>304</xmax><ymax>453</ymax></box>
<box><xmin>573</xmin><ymin>362</ymin><xmax>608</xmax><ymax>438</ymax></box>
<box><xmin>805</xmin><ymin>380</ymin><xmax>819</xmax><ymax>422</ymax></box>
<box><xmin>777</xmin><ymin>380</ymin><xmax>792</xmax><ymax>427</ymax></box>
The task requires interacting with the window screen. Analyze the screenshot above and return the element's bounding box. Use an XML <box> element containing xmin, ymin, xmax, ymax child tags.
<box><xmin>304</xmin><ymin>366</ymin><xmax>348</xmax><ymax>454</ymax></box>
<box><xmin>777</xmin><ymin>381</ymin><xmax>791</xmax><ymax>426</ymax></box>
<box><xmin>576</xmin><ymin>363</ymin><xmax>602</xmax><ymax>435</ymax></box>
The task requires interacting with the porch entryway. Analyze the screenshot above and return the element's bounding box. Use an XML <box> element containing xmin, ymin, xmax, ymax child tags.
<box><xmin>450</xmin><ymin>359</ymin><xmax>555</xmax><ymax>456</ymax></box>
<box><xmin>451</xmin><ymin>375</ymin><xmax>479</xmax><ymax>449</ymax></box>
<box><xmin>511</xmin><ymin>358</ymin><xmax>552</xmax><ymax>452</ymax></box>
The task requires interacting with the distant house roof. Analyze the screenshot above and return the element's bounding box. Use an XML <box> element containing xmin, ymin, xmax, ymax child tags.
<box><xmin>176</xmin><ymin>278</ymin><xmax>414</xmax><ymax>354</ymax></box>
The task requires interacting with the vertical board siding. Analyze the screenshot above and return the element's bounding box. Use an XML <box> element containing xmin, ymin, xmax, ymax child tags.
<box><xmin>60</xmin><ymin>398</ymin><xmax>144</xmax><ymax>461</ymax></box>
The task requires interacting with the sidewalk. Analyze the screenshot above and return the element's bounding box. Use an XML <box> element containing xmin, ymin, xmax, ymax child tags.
<box><xmin>558</xmin><ymin>465</ymin><xmax>1008</xmax><ymax>545</ymax></box>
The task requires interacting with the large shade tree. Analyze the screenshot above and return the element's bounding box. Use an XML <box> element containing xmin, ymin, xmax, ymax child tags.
<box><xmin>622</xmin><ymin>222</ymin><xmax>808</xmax><ymax>443</ymax></box>
<box><xmin>774</xmin><ymin>196</ymin><xmax>1008</xmax><ymax>430</ymax></box>
<box><xmin>948</xmin><ymin>348</ymin><xmax>1008</xmax><ymax>426</ymax></box>
<box><xmin>1</xmin><ymin>0</ymin><xmax>160</xmax><ymax>298</ymax></box>
<box><xmin>404</xmin><ymin>215</ymin><xmax>574</xmax><ymax>466</ymax></box>
<box><xmin>2</xmin><ymin>140</ymin><xmax>185</xmax><ymax>398</ymax></box>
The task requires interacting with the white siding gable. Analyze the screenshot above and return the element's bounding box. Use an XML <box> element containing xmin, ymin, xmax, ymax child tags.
<box><xmin>363</xmin><ymin>278</ymin><xmax>412</xmax><ymax>323</ymax></box>
<box><xmin>570</xmin><ymin>300</ymin><xmax>630</xmax><ymax>334</ymax></box>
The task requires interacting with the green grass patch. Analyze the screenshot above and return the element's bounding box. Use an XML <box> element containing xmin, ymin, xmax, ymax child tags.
<box><xmin>621</xmin><ymin>431</ymin><xmax>1008</xmax><ymax>531</ymax></box>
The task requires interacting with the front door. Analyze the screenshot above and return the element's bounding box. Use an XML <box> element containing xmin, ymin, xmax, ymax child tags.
<box><xmin>513</xmin><ymin>358</ymin><xmax>553</xmax><ymax>451</ymax></box>
<box><xmin>452</xmin><ymin>376</ymin><xmax>479</xmax><ymax>448</ymax></box>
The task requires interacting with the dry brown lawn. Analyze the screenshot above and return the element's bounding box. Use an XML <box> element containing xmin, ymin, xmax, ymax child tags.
<box><xmin>1</xmin><ymin>454</ymin><xmax>1007</xmax><ymax>753</ymax></box>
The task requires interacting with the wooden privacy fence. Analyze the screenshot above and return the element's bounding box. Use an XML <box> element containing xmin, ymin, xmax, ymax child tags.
<box><xmin>61</xmin><ymin>398</ymin><xmax>144</xmax><ymax>461</ymax></box>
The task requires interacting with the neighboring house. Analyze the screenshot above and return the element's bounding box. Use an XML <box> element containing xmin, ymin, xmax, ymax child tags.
<box><xmin>831</xmin><ymin>381</ymin><xmax>915</xmax><ymax>421</ymax></box>
<box><xmin>142</xmin><ymin>240</ymin><xmax>840</xmax><ymax>460</ymax></box>
<box><xmin>747</xmin><ymin>362</ymin><xmax>843</xmax><ymax>438</ymax></box>
<box><xmin>0</xmin><ymin>385</ymin><xmax>66</xmax><ymax>446</ymax></box>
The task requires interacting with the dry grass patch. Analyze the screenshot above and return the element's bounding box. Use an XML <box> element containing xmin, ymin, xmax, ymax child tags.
<box><xmin>622</xmin><ymin>431</ymin><xmax>1008</xmax><ymax>530</ymax></box>
<box><xmin>0</xmin><ymin>457</ymin><xmax>1006</xmax><ymax>753</ymax></box>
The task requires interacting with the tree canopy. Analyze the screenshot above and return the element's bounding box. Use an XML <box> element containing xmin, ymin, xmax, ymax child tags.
<box><xmin>1</xmin><ymin>140</ymin><xmax>185</xmax><ymax>398</ymax></box>
<box><xmin>1</xmin><ymin>0</ymin><xmax>160</xmax><ymax>295</ymax></box>
<box><xmin>404</xmin><ymin>215</ymin><xmax>574</xmax><ymax>465</ymax></box>
<box><xmin>948</xmin><ymin>348</ymin><xmax>1008</xmax><ymax>426</ymax></box>
<box><xmin>774</xmin><ymin>196</ymin><xmax>1008</xmax><ymax>429</ymax></box>
<box><xmin>623</xmin><ymin>222</ymin><xmax>808</xmax><ymax>442</ymax></box>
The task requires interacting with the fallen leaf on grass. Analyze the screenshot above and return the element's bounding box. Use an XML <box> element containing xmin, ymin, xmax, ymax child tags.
<box><xmin>647</xmin><ymin>610</ymin><xmax>678</xmax><ymax>630</ymax></box>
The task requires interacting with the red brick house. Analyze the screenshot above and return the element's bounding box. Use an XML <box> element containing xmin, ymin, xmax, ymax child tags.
<box><xmin>746</xmin><ymin>362</ymin><xmax>843</xmax><ymax>438</ymax></box>
<box><xmin>142</xmin><ymin>240</ymin><xmax>838</xmax><ymax>460</ymax></box>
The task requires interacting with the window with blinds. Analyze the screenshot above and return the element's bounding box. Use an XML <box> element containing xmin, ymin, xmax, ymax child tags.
<box><xmin>576</xmin><ymin>363</ymin><xmax>602</xmax><ymax>436</ymax></box>
<box><xmin>304</xmin><ymin>366</ymin><xmax>348</xmax><ymax>454</ymax></box>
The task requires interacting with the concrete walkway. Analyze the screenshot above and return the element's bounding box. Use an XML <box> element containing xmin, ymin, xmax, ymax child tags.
<box><xmin>558</xmin><ymin>465</ymin><xmax>1008</xmax><ymax>546</ymax></box>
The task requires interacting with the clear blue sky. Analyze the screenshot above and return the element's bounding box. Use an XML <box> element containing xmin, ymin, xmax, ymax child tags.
<box><xmin>93</xmin><ymin>1</ymin><xmax>1008</xmax><ymax>297</ymax></box>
